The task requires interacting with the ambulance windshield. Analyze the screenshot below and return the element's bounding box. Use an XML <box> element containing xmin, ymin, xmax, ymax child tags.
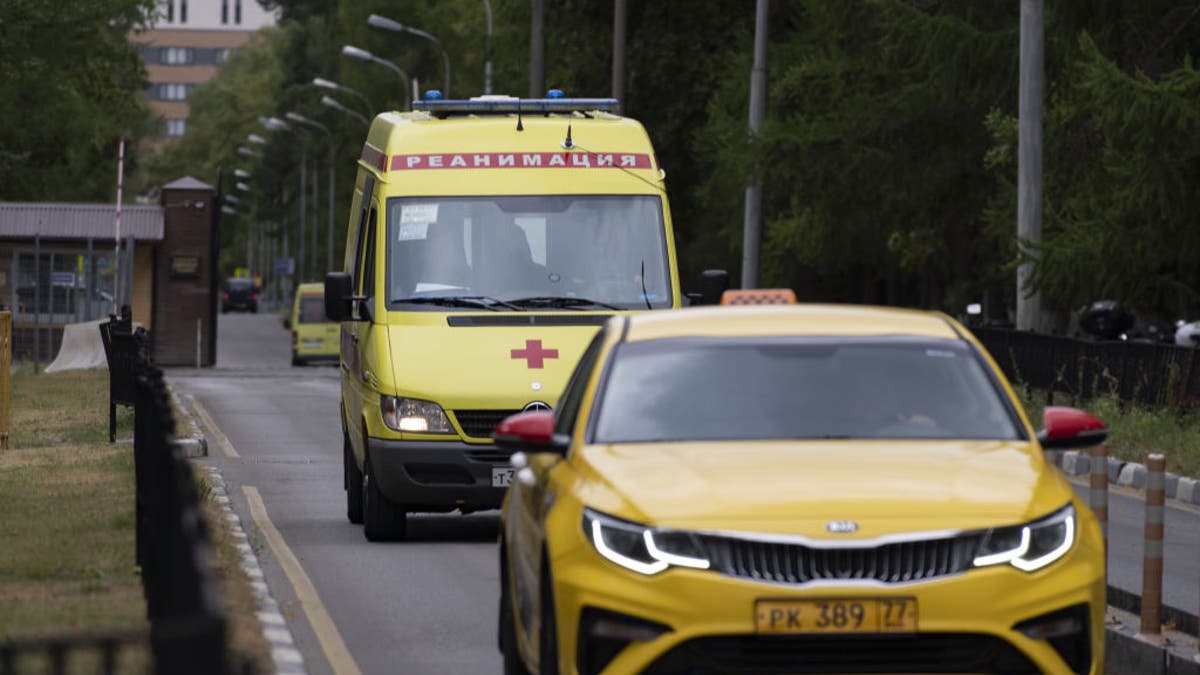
<box><xmin>385</xmin><ymin>195</ymin><xmax>671</xmax><ymax>310</ymax></box>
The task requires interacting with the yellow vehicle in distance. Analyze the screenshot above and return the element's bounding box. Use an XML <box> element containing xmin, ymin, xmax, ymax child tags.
<box><xmin>288</xmin><ymin>282</ymin><xmax>338</xmax><ymax>366</ymax></box>
<box><xmin>495</xmin><ymin>304</ymin><xmax>1108</xmax><ymax>675</ymax></box>
<box><xmin>324</xmin><ymin>92</ymin><xmax>728</xmax><ymax>541</ymax></box>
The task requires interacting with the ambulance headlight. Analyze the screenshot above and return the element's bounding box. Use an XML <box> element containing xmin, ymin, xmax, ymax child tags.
<box><xmin>381</xmin><ymin>396</ymin><xmax>453</xmax><ymax>434</ymax></box>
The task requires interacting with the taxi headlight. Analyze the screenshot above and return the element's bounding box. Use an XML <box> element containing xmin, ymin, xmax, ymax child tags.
<box><xmin>973</xmin><ymin>504</ymin><xmax>1075</xmax><ymax>572</ymax></box>
<box><xmin>583</xmin><ymin>509</ymin><xmax>709</xmax><ymax>576</ymax></box>
<box><xmin>380</xmin><ymin>396</ymin><xmax>453</xmax><ymax>434</ymax></box>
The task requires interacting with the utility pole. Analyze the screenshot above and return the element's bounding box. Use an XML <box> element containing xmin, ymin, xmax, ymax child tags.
<box><xmin>529</xmin><ymin>0</ymin><xmax>545</xmax><ymax>97</ymax></box>
<box><xmin>1017</xmin><ymin>0</ymin><xmax>1044</xmax><ymax>331</ymax></box>
<box><xmin>741</xmin><ymin>0</ymin><xmax>769</xmax><ymax>289</ymax></box>
<box><xmin>612</xmin><ymin>0</ymin><xmax>627</xmax><ymax>107</ymax></box>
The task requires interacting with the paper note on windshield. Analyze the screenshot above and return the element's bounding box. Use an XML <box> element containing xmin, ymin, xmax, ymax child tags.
<box><xmin>399</xmin><ymin>204</ymin><xmax>438</xmax><ymax>240</ymax></box>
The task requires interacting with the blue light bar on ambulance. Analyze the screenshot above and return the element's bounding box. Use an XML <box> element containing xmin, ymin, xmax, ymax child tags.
<box><xmin>413</xmin><ymin>95</ymin><xmax>620</xmax><ymax>114</ymax></box>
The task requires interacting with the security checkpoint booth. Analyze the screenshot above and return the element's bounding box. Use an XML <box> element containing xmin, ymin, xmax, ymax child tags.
<box><xmin>0</xmin><ymin>176</ymin><xmax>220</xmax><ymax>367</ymax></box>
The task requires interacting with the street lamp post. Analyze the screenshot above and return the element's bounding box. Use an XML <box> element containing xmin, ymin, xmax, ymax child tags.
<box><xmin>482</xmin><ymin>0</ymin><xmax>493</xmax><ymax>94</ymax></box>
<box><xmin>263</xmin><ymin>119</ymin><xmax>314</xmax><ymax>283</ymax></box>
<box><xmin>286</xmin><ymin>112</ymin><xmax>338</xmax><ymax>275</ymax></box>
<box><xmin>313</xmin><ymin>77</ymin><xmax>374</xmax><ymax>116</ymax></box>
<box><xmin>366</xmin><ymin>14</ymin><xmax>451</xmax><ymax>97</ymax></box>
<box><xmin>342</xmin><ymin>45</ymin><xmax>411</xmax><ymax>110</ymax></box>
<box><xmin>321</xmin><ymin>95</ymin><xmax>370</xmax><ymax>127</ymax></box>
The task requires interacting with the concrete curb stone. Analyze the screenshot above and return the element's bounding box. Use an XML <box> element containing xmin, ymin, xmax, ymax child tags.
<box><xmin>1108</xmin><ymin>457</ymin><xmax>1127</xmax><ymax>484</ymax></box>
<box><xmin>1177</xmin><ymin>478</ymin><xmax>1200</xmax><ymax>506</ymax></box>
<box><xmin>1062</xmin><ymin>451</ymin><xmax>1090</xmax><ymax>475</ymax></box>
<box><xmin>1165</xmin><ymin>473</ymin><xmax>1180</xmax><ymax>499</ymax></box>
<box><xmin>1118</xmin><ymin>462</ymin><xmax>1148</xmax><ymax>489</ymax></box>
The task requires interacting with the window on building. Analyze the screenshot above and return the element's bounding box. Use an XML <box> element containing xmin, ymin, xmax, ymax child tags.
<box><xmin>221</xmin><ymin>0</ymin><xmax>228</xmax><ymax>24</ymax></box>
<box><xmin>216</xmin><ymin>48</ymin><xmax>231</xmax><ymax>63</ymax></box>
<box><xmin>166</xmin><ymin>0</ymin><xmax>174</xmax><ymax>22</ymax></box>
<box><xmin>235</xmin><ymin>0</ymin><xmax>242</xmax><ymax>24</ymax></box>
<box><xmin>162</xmin><ymin>47</ymin><xmax>191</xmax><ymax>65</ymax></box>
<box><xmin>180</xmin><ymin>0</ymin><xmax>187</xmax><ymax>23</ymax></box>
<box><xmin>149</xmin><ymin>83</ymin><xmax>194</xmax><ymax>101</ymax></box>
<box><xmin>164</xmin><ymin>119</ymin><xmax>187</xmax><ymax>137</ymax></box>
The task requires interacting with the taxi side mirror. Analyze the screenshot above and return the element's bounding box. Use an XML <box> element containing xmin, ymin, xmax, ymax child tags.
<box><xmin>325</xmin><ymin>272</ymin><xmax>353</xmax><ymax>322</ymax></box>
<box><xmin>1036</xmin><ymin>406</ymin><xmax>1108</xmax><ymax>449</ymax></box>
<box><xmin>492</xmin><ymin>411</ymin><xmax>568</xmax><ymax>455</ymax></box>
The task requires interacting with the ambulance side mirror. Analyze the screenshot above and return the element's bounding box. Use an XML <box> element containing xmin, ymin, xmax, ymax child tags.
<box><xmin>325</xmin><ymin>272</ymin><xmax>354</xmax><ymax>322</ymax></box>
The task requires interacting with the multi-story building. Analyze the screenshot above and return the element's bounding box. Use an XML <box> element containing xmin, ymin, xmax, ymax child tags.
<box><xmin>133</xmin><ymin>0</ymin><xmax>277</xmax><ymax>151</ymax></box>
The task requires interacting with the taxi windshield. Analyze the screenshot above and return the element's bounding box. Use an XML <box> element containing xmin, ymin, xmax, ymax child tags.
<box><xmin>385</xmin><ymin>195</ymin><xmax>671</xmax><ymax>310</ymax></box>
<box><xmin>593</xmin><ymin>337</ymin><xmax>1024</xmax><ymax>443</ymax></box>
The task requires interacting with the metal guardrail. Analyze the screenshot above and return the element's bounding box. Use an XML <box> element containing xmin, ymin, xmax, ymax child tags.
<box><xmin>972</xmin><ymin>328</ymin><xmax>1200</xmax><ymax>408</ymax></box>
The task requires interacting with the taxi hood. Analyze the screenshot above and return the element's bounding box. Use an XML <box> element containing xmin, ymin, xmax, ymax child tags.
<box><xmin>382</xmin><ymin>317</ymin><xmax>602</xmax><ymax>411</ymax></box>
<box><xmin>574</xmin><ymin>440</ymin><xmax>1074</xmax><ymax>537</ymax></box>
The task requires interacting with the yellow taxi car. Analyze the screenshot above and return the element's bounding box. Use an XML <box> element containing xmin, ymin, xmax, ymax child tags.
<box><xmin>494</xmin><ymin>304</ymin><xmax>1107</xmax><ymax>675</ymax></box>
<box><xmin>289</xmin><ymin>282</ymin><xmax>339</xmax><ymax>366</ymax></box>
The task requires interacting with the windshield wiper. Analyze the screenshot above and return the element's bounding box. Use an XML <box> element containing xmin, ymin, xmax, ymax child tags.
<box><xmin>509</xmin><ymin>296</ymin><xmax>623</xmax><ymax>311</ymax></box>
<box><xmin>392</xmin><ymin>296</ymin><xmax>523</xmax><ymax>311</ymax></box>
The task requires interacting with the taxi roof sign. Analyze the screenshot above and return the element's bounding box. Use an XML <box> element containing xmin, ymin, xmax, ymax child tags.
<box><xmin>720</xmin><ymin>288</ymin><xmax>798</xmax><ymax>306</ymax></box>
<box><xmin>413</xmin><ymin>97</ymin><xmax>620</xmax><ymax>115</ymax></box>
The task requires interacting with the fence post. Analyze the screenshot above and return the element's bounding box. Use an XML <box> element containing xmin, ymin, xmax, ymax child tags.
<box><xmin>0</xmin><ymin>310</ymin><xmax>10</xmax><ymax>450</ymax></box>
<box><xmin>1139</xmin><ymin>453</ymin><xmax>1166</xmax><ymax>639</ymax></box>
<box><xmin>1089</xmin><ymin>443</ymin><xmax>1109</xmax><ymax>549</ymax></box>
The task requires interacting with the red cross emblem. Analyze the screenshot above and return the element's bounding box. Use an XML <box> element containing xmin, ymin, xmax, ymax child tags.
<box><xmin>510</xmin><ymin>339</ymin><xmax>559</xmax><ymax>369</ymax></box>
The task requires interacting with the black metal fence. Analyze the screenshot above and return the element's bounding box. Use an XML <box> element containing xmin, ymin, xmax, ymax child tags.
<box><xmin>1</xmin><ymin>316</ymin><xmax>247</xmax><ymax>675</ymax></box>
<box><xmin>972</xmin><ymin>328</ymin><xmax>1200</xmax><ymax>408</ymax></box>
<box><xmin>99</xmin><ymin>306</ymin><xmax>141</xmax><ymax>443</ymax></box>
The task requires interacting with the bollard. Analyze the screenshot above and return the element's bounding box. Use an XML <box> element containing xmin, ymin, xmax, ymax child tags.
<box><xmin>1089</xmin><ymin>443</ymin><xmax>1109</xmax><ymax>550</ymax></box>
<box><xmin>1139</xmin><ymin>453</ymin><xmax>1166</xmax><ymax>638</ymax></box>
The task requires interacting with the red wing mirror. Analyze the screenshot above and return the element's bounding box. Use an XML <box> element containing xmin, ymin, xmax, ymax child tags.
<box><xmin>492</xmin><ymin>411</ymin><xmax>567</xmax><ymax>454</ymax></box>
<box><xmin>1036</xmin><ymin>406</ymin><xmax>1108</xmax><ymax>449</ymax></box>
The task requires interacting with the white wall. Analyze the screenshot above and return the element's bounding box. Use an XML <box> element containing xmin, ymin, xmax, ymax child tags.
<box><xmin>154</xmin><ymin>0</ymin><xmax>276</xmax><ymax>31</ymax></box>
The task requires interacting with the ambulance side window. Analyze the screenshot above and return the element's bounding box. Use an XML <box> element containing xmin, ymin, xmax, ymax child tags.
<box><xmin>343</xmin><ymin>188</ymin><xmax>363</xmax><ymax>273</ymax></box>
<box><xmin>355</xmin><ymin>207</ymin><xmax>378</xmax><ymax>320</ymax></box>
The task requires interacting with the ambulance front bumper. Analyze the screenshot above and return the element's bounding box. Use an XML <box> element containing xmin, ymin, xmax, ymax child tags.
<box><xmin>367</xmin><ymin>437</ymin><xmax>513</xmax><ymax>511</ymax></box>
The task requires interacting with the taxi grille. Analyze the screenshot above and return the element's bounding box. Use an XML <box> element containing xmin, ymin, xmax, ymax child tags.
<box><xmin>452</xmin><ymin>410</ymin><xmax>520</xmax><ymax>439</ymax></box>
<box><xmin>701</xmin><ymin>533</ymin><xmax>982</xmax><ymax>585</ymax></box>
<box><xmin>642</xmin><ymin>633</ymin><xmax>1039</xmax><ymax>674</ymax></box>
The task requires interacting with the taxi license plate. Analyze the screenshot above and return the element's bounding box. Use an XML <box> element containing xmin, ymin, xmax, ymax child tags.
<box><xmin>755</xmin><ymin>598</ymin><xmax>917</xmax><ymax>634</ymax></box>
<box><xmin>492</xmin><ymin>467</ymin><xmax>514</xmax><ymax>487</ymax></box>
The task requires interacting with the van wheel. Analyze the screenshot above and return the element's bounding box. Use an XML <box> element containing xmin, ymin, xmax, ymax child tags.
<box><xmin>500</xmin><ymin>543</ymin><xmax>532</xmax><ymax>675</ymax></box>
<box><xmin>362</xmin><ymin>452</ymin><xmax>406</xmax><ymax>541</ymax></box>
<box><xmin>344</xmin><ymin>433</ymin><xmax>363</xmax><ymax>524</ymax></box>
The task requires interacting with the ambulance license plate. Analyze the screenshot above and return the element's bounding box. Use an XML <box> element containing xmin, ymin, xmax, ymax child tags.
<box><xmin>492</xmin><ymin>467</ymin><xmax>514</xmax><ymax>487</ymax></box>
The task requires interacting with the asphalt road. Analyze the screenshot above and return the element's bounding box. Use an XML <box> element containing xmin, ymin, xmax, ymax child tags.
<box><xmin>168</xmin><ymin>311</ymin><xmax>502</xmax><ymax>675</ymax></box>
<box><xmin>167</xmin><ymin>312</ymin><xmax>1200</xmax><ymax>675</ymax></box>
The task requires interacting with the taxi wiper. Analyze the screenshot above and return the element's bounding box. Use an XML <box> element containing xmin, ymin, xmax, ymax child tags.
<box><xmin>509</xmin><ymin>296</ymin><xmax>622</xmax><ymax>310</ymax></box>
<box><xmin>392</xmin><ymin>296</ymin><xmax>522</xmax><ymax>311</ymax></box>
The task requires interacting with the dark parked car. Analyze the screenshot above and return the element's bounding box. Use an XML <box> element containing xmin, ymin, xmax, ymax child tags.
<box><xmin>221</xmin><ymin>277</ymin><xmax>258</xmax><ymax>313</ymax></box>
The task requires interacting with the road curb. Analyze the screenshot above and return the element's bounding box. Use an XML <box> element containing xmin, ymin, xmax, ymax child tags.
<box><xmin>167</xmin><ymin>384</ymin><xmax>208</xmax><ymax>458</ymax></box>
<box><xmin>1106</xmin><ymin>608</ymin><xmax>1200</xmax><ymax>675</ymax></box>
<box><xmin>1058</xmin><ymin>451</ymin><xmax>1200</xmax><ymax>506</ymax></box>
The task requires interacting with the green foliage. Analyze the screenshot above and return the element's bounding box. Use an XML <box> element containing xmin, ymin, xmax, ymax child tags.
<box><xmin>0</xmin><ymin>0</ymin><xmax>157</xmax><ymax>201</ymax></box>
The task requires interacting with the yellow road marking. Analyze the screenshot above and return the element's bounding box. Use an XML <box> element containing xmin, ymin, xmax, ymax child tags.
<box><xmin>186</xmin><ymin>394</ymin><xmax>239</xmax><ymax>459</ymax></box>
<box><xmin>244</xmin><ymin>486</ymin><xmax>362</xmax><ymax>675</ymax></box>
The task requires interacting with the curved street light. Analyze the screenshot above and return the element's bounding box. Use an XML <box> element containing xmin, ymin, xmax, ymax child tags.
<box><xmin>367</xmin><ymin>14</ymin><xmax>451</xmax><ymax>97</ymax></box>
<box><xmin>236</xmin><ymin>145</ymin><xmax>260</xmax><ymax>159</ymax></box>
<box><xmin>234</xmin><ymin>168</ymin><xmax>252</xmax><ymax>179</ymax></box>
<box><xmin>342</xmin><ymin>45</ymin><xmax>410</xmax><ymax>110</ymax></box>
<box><xmin>321</xmin><ymin>95</ymin><xmax>370</xmax><ymax>127</ymax></box>
<box><xmin>313</xmin><ymin>77</ymin><xmax>374</xmax><ymax>115</ymax></box>
<box><xmin>262</xmin><ymin>117</ymin><xmax>316</xmax><ymax>283</ymax></box>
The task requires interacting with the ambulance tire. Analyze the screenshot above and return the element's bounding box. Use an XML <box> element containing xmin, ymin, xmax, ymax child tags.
<box><xmin>344</xmin><ymin>432</ymin><xmax>363</xmax><ymax>524</ymax></box>
<box><xmin>362</xmin><ymin>450</ymin><xmax>407</xmax><ymax>541</ymax></box>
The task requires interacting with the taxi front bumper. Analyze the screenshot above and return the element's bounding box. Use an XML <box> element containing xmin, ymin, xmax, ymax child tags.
<box><xmin>367</xmin><ymin>437</ymin><xmax>512</xmax><ymax>512</ymax></box>
<box><xmin>549</xmin><ymin>532</ymin><xmax>1105</xmax><ymax>675</ymax></box>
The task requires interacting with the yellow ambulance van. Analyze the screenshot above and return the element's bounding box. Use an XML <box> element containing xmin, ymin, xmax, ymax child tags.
<box><xmin>326</xmin><ymin>93</ymin><xmax>724</xmax><ymax>540</ymax></box>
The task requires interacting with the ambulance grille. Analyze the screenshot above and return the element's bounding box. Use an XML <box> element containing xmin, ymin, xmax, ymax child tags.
<box><xmin>701</xmin><ymin>533</ymin><xmax>983</xmax><ymax>585</ymax></box>
<box><xmin>452</xmin><ymin>410</ymin><xmax>521</xmax><ymax>440</ymax></box>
